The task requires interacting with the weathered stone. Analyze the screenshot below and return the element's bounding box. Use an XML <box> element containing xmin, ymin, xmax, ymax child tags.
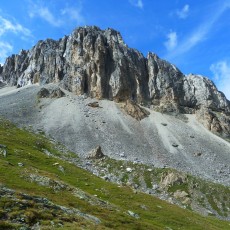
<box><xmin>37</xmin><ymin>87</ymin><xmax>65</xmax><ymax>99</ymax></box>
<box><xmin>127</xmin><ymin>210</ymin><xmax>139</xmax><ymax>219</ymax></box>
<box><xmin>160</xmin><ymin>172</ymin><xmax>187</xmax><ymax>188</ymax></box>
<box><xmin>58</xmin><ymin>165</ymin><xmax>65</xmax><ymax>173</ymax></box>
<box><xmin>173</xmin><ymin>190</ymin><xmax>191</xmax><ymax>205</ymax></box>
<box><xmin>37</xmin><ymin>88</ymin><xmax>50</xmax><ymax>98</ymax></box>
<box><xmin>183</xmin><ymin>74</ymin><xmax>229</xmax><ymax>112</ymax></box>
<box><xmin>194</xmin><ymin>152</ymin><xmax>202</xmax><ymax>157</ymax></box>
<box><xmin>49</xmin><ymin>87</ymin><xmax>65</xmax><ymax>98</ymax></box>
<box><xmin>87</xmin><ymin>146</ymin><xmax>105</xmax><ymax>159</ymax></box>
<box><xmin>126</xmin><ymin>167</ymin><xmax>132</xmax><ymax>173</ymax></box>
<box><xmin>173</xmin><ymin>190</ymin><xmax>189</xmax><ymax>199</ymax></box>
<box><xmin>88</xmin><ymin>101</ymin><xmax>100</xmax><ymax>108</ymax></box>
<box><xmin>0</xmin><ymin>149</ymin><xmax>7</xmax><ymax>157</ymax></box>
<box><xmin>147</xmin><ymin>52</ymin><xmax>184</xmax><ymax>111</ymax></box>
<box><xmin>121</xmin><ymin>100</ymin><xmax>150</xmax><ymax>121</ymax></box>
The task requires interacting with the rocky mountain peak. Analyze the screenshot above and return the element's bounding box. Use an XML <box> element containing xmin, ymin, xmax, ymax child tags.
<box><xmin>0</xmin><ymin>26</ymin><xmax>229</xmax><ymax>137</ymax></box>
<box><xmin>184</xmin><ymin>74</ymin><xmax>229</xmax><ymax>112</ymax></box>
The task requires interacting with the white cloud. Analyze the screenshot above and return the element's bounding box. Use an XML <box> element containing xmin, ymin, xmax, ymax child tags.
<box><xmin>0</xmin><ymin>41</ymin><xmax>13</xmax><ymax>65</ymax></box>
<box><xmin>164</xmin><ymin>32</ymin><xmax>177</xmax><ymax>50</ymax></box>
<box><xmin>210</xmin><ymin>61</ymin><xmax>230</xmax><ymax>99</ymax></box>
<box><xmin>61</xmin><ymin>7</ymin><xmax>85</xmax><ymax>25</ymax></box>
<box><xmin>0</xmin><ymin>16</ymin><xmax>32</xmax><ymax>37</ymax></box>
<box><xmin>129</xmin><ymin>0</ymin><xmax>143</xmax><ymax>9</ymax></box>
<box><xmin>0</xmin><ymin>16</ymin><xmax>32</xmax><ymax>65</ymax></box>
<box><xmin>176</xmin><ymin>4</ymin><xmax>189</xmax><ymax>19</ymax></box>
<box><xmin>29</xmin><ymin>2</ymin><xmax>85</xmax><ymax>27</ymax></box>
<box><xmin>165</xmin><ymin>2</ymin><xmax>230</xmax><ymax>60</ymax></box>
<box><xmin>29</xmin><ymin>5</ymin><xmax>63</xmax><ymax>27</ymax></box>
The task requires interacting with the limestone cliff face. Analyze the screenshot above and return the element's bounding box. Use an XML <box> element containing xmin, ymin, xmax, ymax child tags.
<box><xmin>1</xmin><ymin>26</ymin><xmax>148</xmax><ymax>103</ymax></box>
<box><xmin>0</xmin><ymin>26</ymin><xmax>229</xmax><ymax>137</ymax></box>
<box><xmin>183</xmin><ymin>74</ymin><xmax>229</xmax><ymax>112</ymax></box>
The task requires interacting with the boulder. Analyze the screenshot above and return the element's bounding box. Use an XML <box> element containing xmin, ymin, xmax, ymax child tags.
<box><xmin>0</xmin><ymin>144</ymin><xmax>7</xmax><ymax>157</ymax></box>
<box><xmin>160</xmin><ymin>172</ymin><xmax>187</xmax><ymax>189</ymax></box>
<box><xmin>127</xmin><ymin>210</ymin><xmax>139</xmax><ymax>219</ymax></box>
<box><xmin>87</xmin><ymin>101</ymin><xmax>100</xmax><ymax>108</ymax></box>
<box><xmin>87</xmin><ymin>146</ymin><xmax>105</xmax><ymax>159</ymax></box>
<box><xmin>49</xmin><ymin>87</ymin><xmax>65</xmax><ymax>98</ymax></box>
<box><xmin>37</xmin><ymin>88</ymin><xmax>50</xmax><ymax>98</ymax></box>
<box><xmin>121</xmin><ymin>100</ymin><xmax>150</xmax><ymax>121</ymax></box>
<box><xmin>37</xmin><ymin>87</ymin><xmax>65</xmax><ymax>99</ymax></box>
<box><xmin>173</xmin><ymin>190</ymin><xmax>189</xmax><ymax>199</ymax></box>
<box><xmin>126</xmin><ymin>167</ymin><xmax>132</xmax><ymax>173</ymax></box>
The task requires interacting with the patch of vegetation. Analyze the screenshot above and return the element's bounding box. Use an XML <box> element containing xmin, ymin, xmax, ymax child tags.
<box><xmin>168</xmin><ymin>182</ymin><xmax>189</xmax><ymax>194</ymax></box>
<box><xmin>92</xmin><ymin>151</ymin><xmax>230</xmax><ymax>221</ymax></box>
<box><xmin>143</xmin><ymin>170</ymin><xmax>152</xmax><ymax>189</ymax></box>
<box><xmin>121</xmin><ymin>173</ymin><xmax>129</xmax><ymax>183</ymax></box>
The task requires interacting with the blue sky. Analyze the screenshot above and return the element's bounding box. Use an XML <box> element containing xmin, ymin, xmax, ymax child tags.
<box><xmin>0</xmin><ymin>0</ymin><xmax>230</xmax><ymax>99</ymax></box>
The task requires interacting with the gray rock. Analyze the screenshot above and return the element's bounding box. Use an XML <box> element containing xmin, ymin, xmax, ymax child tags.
<box><xmin>87</xmin><ymin>101</ymin><xmax>100</xmax><ymax>108</ymax></box>
<box><xmin>87</xmin><ymin>146</ymin><xmax>105</xmax><ymax>159</ymax></box>
<box><xmin>127</xmin><ymin>210</ymin><xmax>139</xmax><ymax>219</ymax></box>
<box><xmin>194</xmin><ymin>152</ymin><xmax>202</xmax><ymax>157</ymax></box>
<box><xmin>1</xmin><ymin>149</ymin><xmax>7</xmax><ymax>157</ymax></box>
<box><xmin>0</xmin><ymin>144</ymin><xmax>7</xmax><ymax>157</ymax></box>
<box><xmin>147</xmin><ymin>52</ymin><xmax>184</xmax><ymax>112</ymax></box>
<box><xmin>37</xmin><ymin>86</ymin><xmax>65</xmax><ymax>99</ymax></box>
<box><xmin>1</xmin><ymin>26</ymin><xmax>229</xmax><ymax>138</ymax></box>
<box><xmin>121</xmin><ymin>100</ymin><xmax>150</xmax><ymax>120</ymax></box>
<box><xmin>183</xmin><ymin>74</ymin><xmax>229</xmax><ymax>112</ymax></box>
<box><xmin>37</xmin><ymin>88</ymin><xmax>50</xmax><ymax>98</ymax></box>
<box><xmin>58</xmin><ymin>165</ymin><xmax>65</xmax><ymax>173</ymax></box>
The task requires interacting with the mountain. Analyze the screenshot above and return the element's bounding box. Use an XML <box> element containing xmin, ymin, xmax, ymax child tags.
<box><xmin>0</xmin><ymin>26</ymin><xmax>229</xmax><ymax>137</ymax></box>
<box><xmin>0</xmin><ymin>26</ymin><xmax>230</xmax><ymax>226</ymax></box>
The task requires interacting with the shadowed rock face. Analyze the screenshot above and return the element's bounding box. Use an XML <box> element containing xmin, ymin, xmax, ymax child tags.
<box><xmin>0</xmin><ymin>26</ymin><xmax>229</xmax><ymax>137</ymax></box>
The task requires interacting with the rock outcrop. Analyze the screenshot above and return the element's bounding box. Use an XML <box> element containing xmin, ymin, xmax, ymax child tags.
<box><xmin>37</xmin><ymin>86</ymin><xmax>65</xmax><ymax>99</ymax></box>
<box><xmin>0</xmin><ymin>26</ymin><xmax>229</xmax><ymax>137</ymax></box>
<box><xmin>87</xmin><ymin>146</ymin><xmax>105</xmax><ymax>159</ymax></box>
<box><xmin>121</xmin><ymin>100</ymin><xmax>150</xmax><ymax>121</ymax></box>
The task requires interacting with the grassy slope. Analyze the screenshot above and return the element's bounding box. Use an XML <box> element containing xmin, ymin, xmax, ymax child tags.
<box><xmin>0</xmin><ymin>117</ymin><xmax>230</xmax><ymax>229</ymax></box>
<box><xmin>93</xmin><ymin>157</ymin><xmax>230</xmax><ymax>219</ymax></box>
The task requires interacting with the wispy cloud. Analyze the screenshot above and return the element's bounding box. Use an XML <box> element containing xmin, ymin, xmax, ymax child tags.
<box><xmin>61</xmin><ymin>7</ymin><xmax>85</xmax><ymax>25</ymax></box>
<box><xmin>0</xmin><ymin>15</ymin><xmax>32</xmax><ymax>65</ymax></box>
<box><xmin>29</xmin><ymin>1</ymin><xmax>85</xmax><ymax>27</ymax></box>
<box><xmin>210</xmin><ymin>60</ymin><xmax>230</xmax><ymax>99</ymax></box>
<box><xmin>164</xmin><ymin>31</ymin><xmax>177</xmax><ymax>50</ymax></box>
<box><xmin>0</xmin><ymin>16</ymin><xmax>32</xmax><ymax>37</ymax></box>
<box><xmin>129</xmin><ymin>0</ymin><xmax>143</xmax><ymax>9</ymax></box>
<box><xmin>176</xmin><ymin>4</ymin><xmax>189</xmax><ymax>19</ymax></box>
<box><xmin>165</xmin><ymin>2</ymin><xmax>230</xmax><ymax>60</ymax></box>
<box><xmin>0</xmin><ymin>41</ymin><xmax>13</xmax><ymax>65</ymax></box>
<box><xmin>29</xmin><ymin>5</ymin><xmax>63</xmax><ymax>27</ymax></box>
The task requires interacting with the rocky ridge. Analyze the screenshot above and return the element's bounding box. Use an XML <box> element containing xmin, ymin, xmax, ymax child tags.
<box><xmin>0</xmin><ymin>26</ymin><xmax>229</xmax><ymax>137</ymax></box>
